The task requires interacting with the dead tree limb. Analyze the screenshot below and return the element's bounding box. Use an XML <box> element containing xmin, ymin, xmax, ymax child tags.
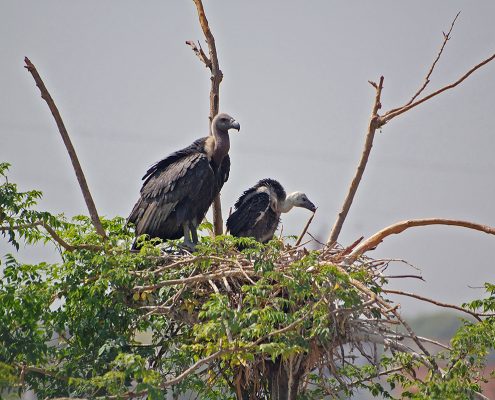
<box><xmin>188</xmin><ymin>0</ymin><xmax>224</xmax><ymax>236</ymax></box>
<box><xmin>405</xmin><ymin>11</ymin><xmax>460</xmax><ymax>106</ymax></box>
<box><xmin>382</xmin><ymin>289</ymin><xmax>495</xmax><ymax>321</ymax></box>
<box><xmin>380</xmin><ymin>51</ymin><xmax>495</xmax><ymax>125</ymax></box>
<box><xmin>327</xmin><ymin>77</ymin><xmax>384</xmax><ymax>246</ymax></box>
<box><xmin>345</xmin><ymin>218</ymin><xmax>495</xmax><ymax>264</ymax></box>
<box><xmin>327</xmin><ymin>14</ymin><xmax>495</xmax><ymax>246</ymax></box>
<box><xmin>24</xmin><ymin>57</ymin><xmax>106</xmax><ymax>239</ymax></box>
<box><xmin>295</xmin><ymin>210</ymin><xmax>316</xmax><ymax>246</ymax></box>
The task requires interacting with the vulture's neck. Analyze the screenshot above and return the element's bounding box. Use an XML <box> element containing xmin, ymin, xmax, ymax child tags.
<box><xmin>211</xmin><ymin>127</ymin><xmax>230</xmax><ymax>166</ymax></box>
<box><xmin>278</xmin><ymin>193</ymin><xmax>297</xmax><ymax>213</ymax></box>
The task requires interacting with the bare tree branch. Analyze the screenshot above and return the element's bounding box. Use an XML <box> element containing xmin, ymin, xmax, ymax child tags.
<box><xmin>295</xmin><ymin>210</ymin><xmax>316</xmax><ymax>246</ymax></box>
<box><xmin>383</xmin><ymin>289</ymin><xmax>495</xmax><ymax>321</ymax></box>
<box><xmin>405</xmin><ymin>12</ymin><xmax>460</xmax><ymax>106</ymax></box>
<box><xmin>327</xmin><ymin>16</ymin><xmax>495</xmax><ymax>246</ymax></box>
<box><xmin>345</xmin><ymin>218</ymin><xmax>495</xmax><ymax>264</ymax></box>
<box><xmin>189</xmin><ymin>0</ymin><xmax>225</xmax><ymax>236</ymax></box>
<box><xmin>381</xmin><ymin>51</ymin><xmax>495</xmax><ymax>125</ymax></box>
<box><xmin>23</xmin><ymin>57</ymin><xmax>106</xmax><ymax>239</ymax></box>
<box><xmin>327</xmin><ymin>77</ymin><xmax>384</xmax><ymax>245</ymax></box>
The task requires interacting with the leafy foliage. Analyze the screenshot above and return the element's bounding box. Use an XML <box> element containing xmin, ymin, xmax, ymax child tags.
<box><xmin>1</xmin><ymin>165</ymin><xmax>494</xmax><ymax>399</ymax></box>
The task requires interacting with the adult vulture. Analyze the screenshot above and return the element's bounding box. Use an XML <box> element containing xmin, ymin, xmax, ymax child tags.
<box><xmin>226</xmin><ymin>179</ymin><xmax>316</xmax><ymax>243</ymax></box>
<box><xmin>129</xmin><ymin>113</ymin><xmax>240</xmax><ymax>249</ymax></box>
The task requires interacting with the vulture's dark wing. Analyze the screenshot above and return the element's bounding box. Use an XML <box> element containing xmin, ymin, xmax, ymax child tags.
<box><xmin>141</xmin><ymin>138</ymin><xmax>207</xmax><ymax>186</ymax></box>
<box><xmin>128</xmin><ymin>139</ymin><xmax>214</xmax><ymax>236</ymax></box>
<box><xmin>216</xmin><ymin>154</ymin><xmax>230</xmax><ymax>190</ymax></box>
<box><xmin>226</xmin><ymin>191</ymin><xmax>270</xmax><ymax>236</ymax></box>
<box><xmin>233</xmin><ymin>185</ymin><xmax>258</xmax><ymax>209</ymax></box>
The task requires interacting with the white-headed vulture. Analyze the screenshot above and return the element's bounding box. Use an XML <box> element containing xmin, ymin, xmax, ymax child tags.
<box><xmin>226</xmin><ymin>179</ymin><xmax>316</xmax><ymax>243</ymax></box>
<box><xmin>129</xmin><ymin>113</ymin><xmax>240</xmax><ymax>249</ymax></box>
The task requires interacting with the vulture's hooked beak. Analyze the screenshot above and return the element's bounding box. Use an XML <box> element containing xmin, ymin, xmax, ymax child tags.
<box><xmin>305</xmin><ymin>200</ymin><xmax>317</xmax><ymax>213</ymax></box>
<box><xmin>230</xmin><ymin>119</ymin><xmax>241</xmax><ymax>131</ymax></box>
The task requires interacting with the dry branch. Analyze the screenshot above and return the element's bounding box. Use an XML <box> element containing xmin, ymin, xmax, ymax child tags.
<box><xmin>326</xmin><ymin>14</ymin><xmax>495</xmax><ymax>246</ymax></box>
<box><xmin>345</xmin><ymin>218</ymin><xmax>495</xmax><ymax>264</ymax></box>
<box><xmin>295</xmin><ymin>210</ymin><xmax>316</xmax><ymax>246</ymax></box>
<box><xmin>405</xmin><ymin>11</ymin><xmax>460</xmax><ymax>106</ymax></box>
<box><xmin>327</xmin><ymin>77</ymin><xmax>384</xmax><ymax>245</ymax></box>
<box><xmin>383</xmin><ymin>289</ymin><xmax>495</xmax><ymax>321</ymax></box>
<box><xmin>381</xmin><ymin>51</ymin><xmax>495</xmax><ymax>124</ymax></box>
<box><xmin>23</xmin><ymin>57</ymin><xmax>106</xmax><ymax>239</ymax></box>
<box><xmin>189</xmin><ymin>0</ymin><xmax>224</xmax><ymax>236</ymax></box>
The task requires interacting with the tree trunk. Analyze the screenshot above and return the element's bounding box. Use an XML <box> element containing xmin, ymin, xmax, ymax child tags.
<box><xmin>237</xmin><ymin>357</ymin><xmax>304</xmax><ymax>400</ymax></box>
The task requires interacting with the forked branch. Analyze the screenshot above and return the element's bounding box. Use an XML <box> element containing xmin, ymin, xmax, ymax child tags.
<box><xmin>24</xmin><ymin>57</ymin><xmax>106</xmax><ymax>239</ymax></box>
<box><xmin>327</xmin><ymin>77</ymin><xmax>384</xmax><ymax>245</ymax></box>
<box><xmin>188</xmin><ymin>0</ymin><xmax>224</xmax><ymax>236</ymax></box>
<box><xmin>404</xmin><ymin>11</ymin><xmax>460</xmax><ymax>106</ymax></box>
<box><xmin>327</xmin><ymin>13</ymin><xmax>495</xmax><ymax>245</ymax></box>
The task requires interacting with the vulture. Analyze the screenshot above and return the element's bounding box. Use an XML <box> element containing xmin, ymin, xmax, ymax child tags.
<box><xmin>128</xmin><ymin>113</ymin><xmax>240</xmax><ymax>249</ymax></box>
<box><xmin>226</xmin><ymin>179</ymin><xmax>316</xmax><ymax>243</ymax></box>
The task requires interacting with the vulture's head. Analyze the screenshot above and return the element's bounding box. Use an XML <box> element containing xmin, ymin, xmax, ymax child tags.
<box><xmin>287</xmin><ymin>192</ymin><xmax>316</xmax><ymax>213</ymax></box>
<box><xmin>213</xmin><ymin>113</ymin><xmax>241</xmax><ymax>133</ymax></box>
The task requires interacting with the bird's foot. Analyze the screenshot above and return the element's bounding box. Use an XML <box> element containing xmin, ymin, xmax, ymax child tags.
<box><xmin>179</xmin><ymin>240</ymin><xmax>196</xmax><ymax>253</ymax></box>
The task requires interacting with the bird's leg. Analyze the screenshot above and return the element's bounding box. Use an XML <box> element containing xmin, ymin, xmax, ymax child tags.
<box><xmin>190</xmin><ymin>221</ymin><xmax>199</xmax><ymax>245</ymax></box>
<box><xmin>182</xmin><ymin>224</ymin><xmax>195</xmax><ymax>251</ymax></box>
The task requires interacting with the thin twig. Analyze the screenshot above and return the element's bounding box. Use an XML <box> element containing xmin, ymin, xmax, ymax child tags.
<box><xmin>0</xmin><ymin>220</ymin><xmax>103</xmax><ymax>252</ymax></box>
<box><xmin>23</xmin><ymin>57</ymin><xmax>106</xmax><ymax>239</ymax></box>
<box><xmin>381</xmin><ymin>274</ymin><xmax>424</xmax><ymax>281</ymax></box>
<box><xmin>345</xmin><ymin>218</ymin><xmax>495</xmax><ymax>264</ymax></box>
<box><xmin>327</xmin><ymin>77</ymin><xmax>384</xmax><ymax>246</ymax></box>
<box><xmin>381</xmin><ymin>52</ymin><xmax>495</xmax><ymax>124</ymax></box>
<box><xmin>406</xmin><ymin>12</ymin><xmax>460</xmax><ymax>106</ymax></box>
<box><xmin>383</xmin><ymin>289</ymin><xmax>493</xmax><ymax>321</ymax></box>
<box><xmin>189</xmin><ymin>0</ymin><xmax>224</xmax><ymax>236</ymax></box>
<box><xmin>295</xmin><ymin>210</ymin><xmax>316</xmax><ymax>246</ymax></box>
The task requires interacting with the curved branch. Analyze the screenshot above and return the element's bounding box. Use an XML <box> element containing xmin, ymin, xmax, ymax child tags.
<box><xmin>345</xmin><ymin>218</ymin><xmax>495</xmax><ymax>264</ymax></box>
<box><xmin>189</xmin><ymin>0</ymin><xmax>224</xmax><ymax>236</ymax></box>
<box><xmin>24</xmin><ymin>57</ymin><xmax>106</xmax><ymax>239</ymax></box>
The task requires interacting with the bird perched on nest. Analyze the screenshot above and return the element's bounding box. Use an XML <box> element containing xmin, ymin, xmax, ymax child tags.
<box><xmin>226</xmin><ymin>179</ymin><xmax>316</xmax><ymax>243</ymax></box>
<box><xmin>128</xmin><ymin>113</ymin><xmax>240</xmax><ymax>249</ymax></box>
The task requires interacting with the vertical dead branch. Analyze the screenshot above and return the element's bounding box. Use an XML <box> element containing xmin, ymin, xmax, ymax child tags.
<box><xmin>327</xmin><ymin>77</ymin><xmax>384</xmax><ymax>246</ymax></box>
<box><xmin>188</xmin><ymin>0</ymin><xmax>224</xmax><ymax>236</ymax></box>
<box><xmin>24</xmin><ymin>57</ymin><xmax>106</xmax><ymax>239</ymax></box>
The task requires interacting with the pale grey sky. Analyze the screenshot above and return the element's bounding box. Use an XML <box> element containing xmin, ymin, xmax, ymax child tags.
<box><xmin>1</xmin><ymin>1</ymin><xmax>495</xmax><ymax>315</ymax></box>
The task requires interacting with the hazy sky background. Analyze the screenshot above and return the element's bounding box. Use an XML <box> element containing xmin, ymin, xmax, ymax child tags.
<box><xmin>1</xmin><ymin>1</ymin><xmax>494</xmax><ymax>316</ymax></box>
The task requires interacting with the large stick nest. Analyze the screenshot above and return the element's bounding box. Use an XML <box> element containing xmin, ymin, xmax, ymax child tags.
<box><xmin>128</xmin><ymin>237</ymin><xmax>436</xmax><ymax>397</ymax></box>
